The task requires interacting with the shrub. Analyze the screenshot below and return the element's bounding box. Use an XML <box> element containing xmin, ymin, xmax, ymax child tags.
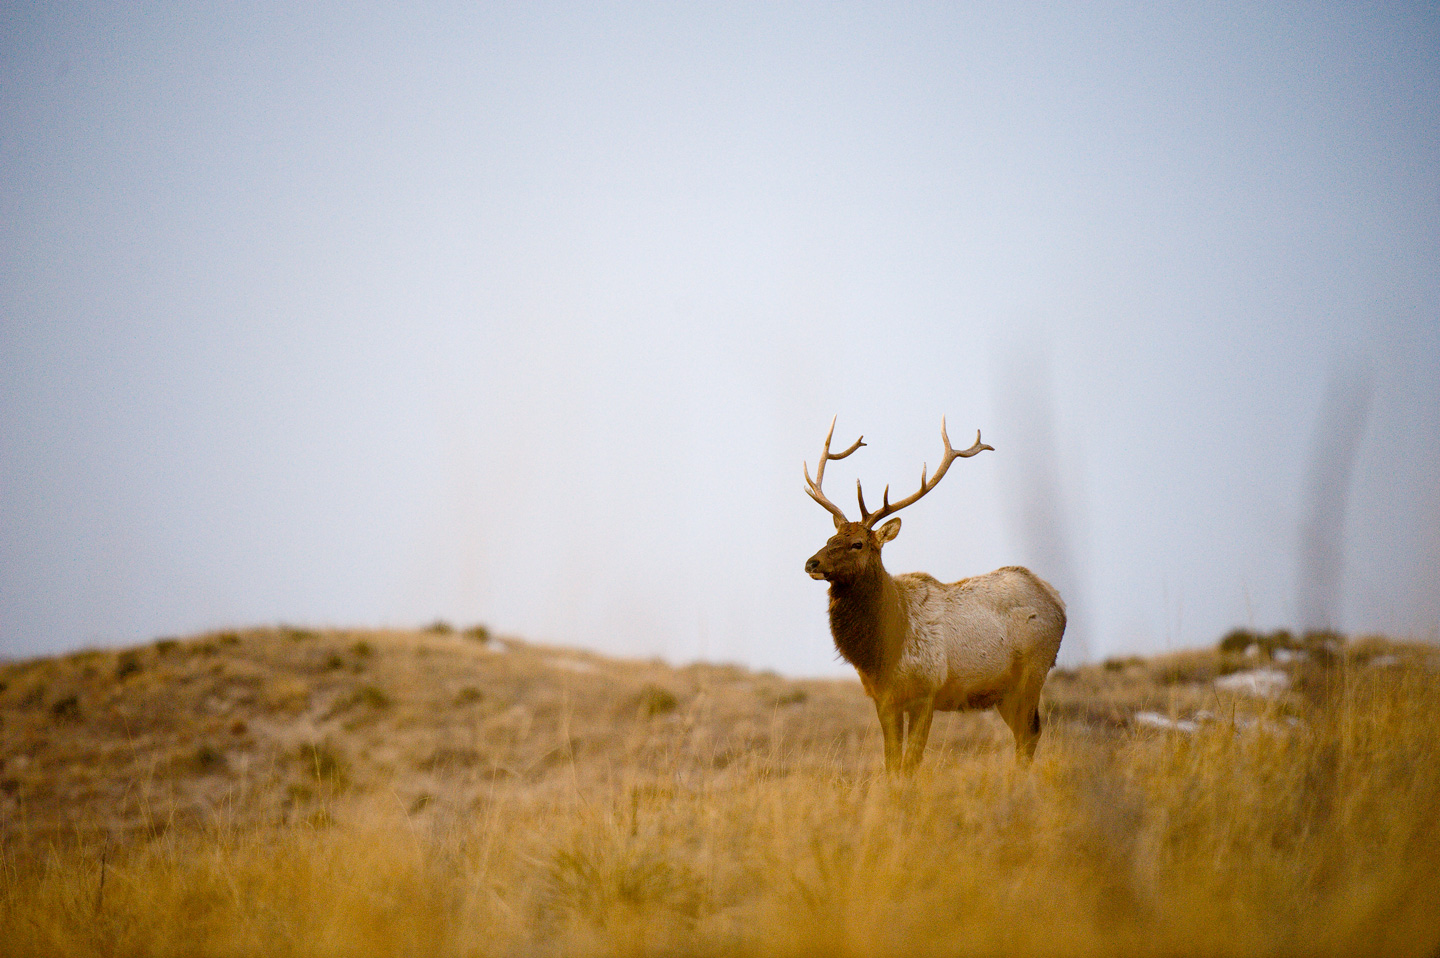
<box><xmin>1151</xmin><ymin>659</ymin><xmax>1216</xmax><ymax>686</ymax></box>
<box><xmin>114</xmin><ymin>651</ymin><xmax>142</xmax><ymax>681</ymax></box>
<box><xmin>1217</xmin><ymin>628</ymin><xmax>1300</xmax><ymax>660</ymax></box>
<box><xmin>193</xmin><ymin>745</ymin><xmax>226</xmax><ymax>773</ymax></box>
<box><xmin>1301</xmin><ymin>630</ymin><xmax>1343</xmax><ymax>651</ymax></box>
<box><xmin>635</xmin><ymin>685</ymin><xmax>680</xmax><ymax>717</ymax></box>
<box><xmin>324</xmin><ymin>685</ymin><xmax>392</xmax><ymax>720</ymax></box>
<box><xmin>1218</xmin><ymin>628</ymin><xmax>1257</xmax><ymax>655</ymax></box>
<box><xmin>297</xmin><ymin>742</ymin><xmax>348</xmax><ymax>788</ymax></box>
<box><xmin>352</xmin><ymin>685</ymin><xmax>391</xmax><ymax>709</ymax></box>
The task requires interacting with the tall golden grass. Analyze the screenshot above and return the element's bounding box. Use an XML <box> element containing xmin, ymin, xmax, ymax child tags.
<box><xmin>2</xmin><ymin>631</ymin><xmax>1438</xmax><ymax>957</ymax></box>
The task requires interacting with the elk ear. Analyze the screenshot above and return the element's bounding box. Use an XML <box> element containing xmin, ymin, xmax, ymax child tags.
<box><xmin>833</xmin><ymin>513</ymin><xmax>845</xmax><ymax>530</ymax></box>
<box><xmin>875</xmin><ymin>517</ymin><xmax>901</xmax><ymax>544</ymax></box>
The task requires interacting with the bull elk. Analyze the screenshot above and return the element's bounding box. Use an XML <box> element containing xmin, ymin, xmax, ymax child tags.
<box><xmin>804</xmin><ymin>417</ymin><xmax>1066</xmax><ymax>773</ymax></box>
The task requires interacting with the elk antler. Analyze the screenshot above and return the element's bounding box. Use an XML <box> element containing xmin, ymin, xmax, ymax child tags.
<box><xmin>857</xmin><ymin>418</ymin><xmax>992</xmax><ymax>528</ymax></box>
<box><xmin>804</xmin><ymin>415</ymin><xmax>865</xmax><ymax>524</ymax></box>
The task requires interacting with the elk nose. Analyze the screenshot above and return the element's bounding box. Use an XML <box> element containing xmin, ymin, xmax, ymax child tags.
<box><xmin>805</xmin><ymin>557</ymin><xmax>820</xmax><ymax>574</ymax></box>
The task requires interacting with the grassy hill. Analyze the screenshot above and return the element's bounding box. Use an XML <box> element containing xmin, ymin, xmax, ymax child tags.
<box><xmin>2</xmin><ymin>626</ymin><xmax>1438</xmax><ymax>956</ymax></box>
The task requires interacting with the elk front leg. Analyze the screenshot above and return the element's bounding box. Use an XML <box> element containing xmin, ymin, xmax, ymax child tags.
<box><xmin>875</xmin><ymin>700</ymin><xmax>904</xmax><ymax>774</ymax></box>
<box><xmin>902</xmin><ymin>700</ymin><xmax>936</xmax><ymax>772</ymax></box>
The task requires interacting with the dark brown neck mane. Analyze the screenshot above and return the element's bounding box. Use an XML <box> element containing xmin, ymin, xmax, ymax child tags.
<box><xmin>827</xmin><ymin>565</ymin><xmax>889</xmax><ymax>677</ymax></box>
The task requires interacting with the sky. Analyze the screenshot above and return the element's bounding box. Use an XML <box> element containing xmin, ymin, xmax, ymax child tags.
<box><xmin>2</xmin><ymin>2</ymin><xmax>1437</xmax><ymax>675</ymax></box>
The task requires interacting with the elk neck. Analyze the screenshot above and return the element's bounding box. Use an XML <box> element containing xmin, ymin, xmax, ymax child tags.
<box><xmin>826</xmin><ymin>561</ymin><xmax>900</xmax><ymax>678</ymax></box>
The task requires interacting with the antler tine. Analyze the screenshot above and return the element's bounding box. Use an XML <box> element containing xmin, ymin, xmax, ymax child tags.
<box><xmin>804</xmin><ymin>415</ymin><xmax>865</xmax><ymax>524</ymax></box>
<box><xmin>946</xmin><ymin>417</ymin><xmax>994</xmax><ymax>459</ymax></box>
<box><xmin>859</xmin><ymin>418</ymin><xmax>994</xmax><ymax>527</ymax></box>
<box><xmin>852</xmin><ymin>478</ymin><xmax>887</xmax><ymax>524</ymax></box>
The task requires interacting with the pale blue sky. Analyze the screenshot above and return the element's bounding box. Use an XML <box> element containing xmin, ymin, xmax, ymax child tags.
<box><xmin>3</xmin><ymin>2</ymin><xmax>1437</xmax><ymax>674</ymax></box>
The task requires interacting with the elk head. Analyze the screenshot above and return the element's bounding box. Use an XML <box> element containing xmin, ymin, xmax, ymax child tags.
<box><xmin>803</xmin><ymin>417</ymin><xmax>992</xmax><ymax>585</ymax></box>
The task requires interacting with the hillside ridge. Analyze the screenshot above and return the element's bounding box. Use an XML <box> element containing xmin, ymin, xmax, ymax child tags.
<box><xmin>2</xmin><ymin>625</ymin><xmax>1433</xmax><ymax>845</ymax></box>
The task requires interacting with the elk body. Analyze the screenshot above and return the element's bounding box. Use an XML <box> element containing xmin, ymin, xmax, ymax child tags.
<box><xmin>804</xmin><ymin>418</ymin><xmax>1065</xmax><ymax>773</ymax></box>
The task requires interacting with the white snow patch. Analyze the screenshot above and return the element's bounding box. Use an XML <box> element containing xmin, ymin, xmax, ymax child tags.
<box><xmin>1133</xmin><ymin>708</ymin><xmax>1303</xmax><ymax>736</ymax></box>
<box><xmin>549</xmin><ymin>658</ymin><xmax>596</xmax><ymax>673</ymax></box>
<box><xmin>1134</xmin><ymin>712</ymin><xmax>1200</xmax><ymax>733</ymax></box>
<box><xmin>1367</xmin><ymin>655</ymin><xmax>1400</xmax><ymax>668</ymax></box>
<box><xmin>1234</xmin><ymin>714</ymin><xmax>1301</xmax><ymax>734</ymax></box>
<box><xmin>1214</xmin><ymin>668</ymin><xmax>1290</xmax><ymax>697</ymax></box>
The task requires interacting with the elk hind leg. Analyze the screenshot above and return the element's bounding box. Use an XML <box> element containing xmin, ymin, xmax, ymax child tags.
<box><xmin>999</xmin><ymin>684</ymin><xmax>1043</xmax><ymax>761</ymax></box>
<box><xmin>1000</xmin><ymin>613</ymin><xmax>1048</xmax><ymax>761</ymax></box>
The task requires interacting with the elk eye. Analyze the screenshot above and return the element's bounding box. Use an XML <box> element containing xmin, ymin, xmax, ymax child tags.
<box><xmin>850</xmin><ymin>541</ymin><xmax>864</xmax><ymax>550</ymax></box>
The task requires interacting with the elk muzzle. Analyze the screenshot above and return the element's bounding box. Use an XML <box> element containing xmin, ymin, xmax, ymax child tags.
<box><xmin>805</xmin><ymin>555</ymin><xmax>827</xmax><ymax>580</ymax></box>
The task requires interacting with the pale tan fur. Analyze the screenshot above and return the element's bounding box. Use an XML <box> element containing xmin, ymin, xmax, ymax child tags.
<box><xmin>869</xmin><ymin>565</ymin><xmax>1066</xmax><ymax>771</ymax></box>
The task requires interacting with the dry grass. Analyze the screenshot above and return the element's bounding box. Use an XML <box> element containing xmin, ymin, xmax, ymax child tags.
<box><xmin>2</xmin><ymin>628</ymin><xmax>1438</xmax><ymax>956</ymax></box>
